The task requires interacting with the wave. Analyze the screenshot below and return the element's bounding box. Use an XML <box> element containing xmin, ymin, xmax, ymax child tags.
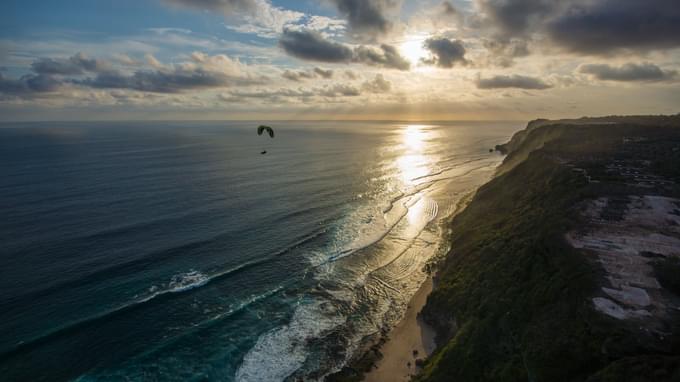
<box><xmin>1</xmin><ymin>227</ymin><xmax>329</xmax><ymax>361</ymax></box>
<box><xmin>235</xmin><ymin>299</ymin><xmax>346</xmax><ymax>382</ymax></box>
<box><xmin>1</xmin><ymin>221</ymin><xmax>328</xmax><ymax>314</ymax></box>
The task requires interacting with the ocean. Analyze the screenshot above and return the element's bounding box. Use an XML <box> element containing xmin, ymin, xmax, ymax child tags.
<box><xmin>0</xmin><ymin>121</ymin><xmax>517</xmax><ymax>381</ymax></box>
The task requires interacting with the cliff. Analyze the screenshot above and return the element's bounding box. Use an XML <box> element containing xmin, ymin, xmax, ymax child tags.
<box><xmin>417</xmin><ymin>115</ymin><xmax>680</xmax><ymax>381</ymax></box>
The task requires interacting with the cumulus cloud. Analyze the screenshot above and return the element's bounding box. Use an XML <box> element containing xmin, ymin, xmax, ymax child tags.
<box><xmin>282</xmin><ymin>67</ymin><xmax>334</xmax><ymax>81</ymax></box>
<box><xmin>279</xmin><ymin>29</ymin><xmax>409</xmax><ymax>70</ymax></box>
<box><xmin>361</xmin><ymin>74</ymin><xmax>391</xmax><ymax>93</ymax></box>
<box><xmin>279</xmin><ymin>29</ymin><xmax>354</xmax><ymax>62</ymax></box>
<box><xmin>224</xmin><ymin>83</ymin><xmax>361</xmax><ymax>101</ymax></box>
<box><xmin>547</xmin><ymin>0</ymin><xmax>680</xmax><ymax>54</ymax></box>
<box><xmin>31</xmin><ymin>52</ymin><xmax>111</xmax><ymax>75</ymax></box>
<box><xmin>0</xmin><ymin>73</ymin><xmax>62</xmax><ymax>97</ymax></box>
<box><xmin>579</xmin><ymin>63</ymin><xmax>677</xmax><ymax>82</ymax></box>
<box><xmin>164</xmin><ymin>0</ymin><xmax>304</xmax><ymax>38</ymax></box>
<box><xmin>69</xmin><ymin>52</ymin><xmax>260</xmax><ymax>93</ymax></box>
<box><xmin>329</xmin><ymin>0</ymin><xmax>400</xmax><ymax>40</ymax></box>
<box><xmin>1</xmin><ymin>50</ymin><xmax>269</xmax><ymax>100</ymax></box>
<box><xmin>354</xmin><ymin>44</ymin><xmax>410</xmax><ymax>70</ymax></box>
<box><xmin>422</xmin><ymin>37</ymin><xmax>467</xmax><ymax>68</ymax></box>
<box><xmin>475</xmin><ymin>74</ymin><xmax>552</xmax><ymax>89</ymax></box>
<box><xmin>282</xmin><ymin>70</ymin><xmax>315</xmax><ymax>82</ymax></box>
<box><xmin>318</xmin><ymin>83</ymin><xmax>361</xmax><ymax>97</ymax></box>
<box><xmin>482</xmin><ymin>38</ymin><xmax>530</xmax><ymax>67</ymax></box>
<box><xmin>77</xmin><ymin>69</ymin><xmax>247</xmax><ymax>93</ymax></box>
<box><xmin>477</xmin><ymin>0</ymin><xmax>558</xmax><ymax>37</ymax></box>
<box><xmin>1</xmin><ymin>53</ymin><xmax>110</xmax><ymax>97</ymax></box>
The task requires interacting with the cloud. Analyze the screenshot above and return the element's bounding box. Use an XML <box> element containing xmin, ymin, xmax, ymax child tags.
<box><xmin>579</xmin><ymin>63</ymin><xmax>677</xmax><ymax>82</ymax></box>
<box><xmin>73</xmin><ymin>53</ymin><xmax>262</xmax><ymax>93</ymax></box>
<box><xmin>344</xmin><ymin>70</ymin><xmax>358</xmax><ymax>80</ymax></box>
<box><xmin>31</xmin><ymin>52</ymin><xmax>110</xmax><ymax>75</ymax></box>
<box><xmin>162</xmin><ymin>0</ymin><xmax>257</xmax><ymax>14</ymax></box>
<box><xmin>314</xmin><ymin>67</ymin><xmax>334</xmax><ymax>79</ymax></box>
<box><xmin>318</xmin><ymin>83</ymin><xmax>361</xmax><ymax>97</ymax></box>
<box><xmin>0</xmin><ymin>73</ymin><xmax>62</xmax><ymax>97</ymax></box>
<box><xmin>329</xmin><ymin>0</ymin><xmax>400</xmax><ymax>40</ymax></box>
<box><xmin>441</xmin><ymin>1</ymin><xmax>459</xmax><ymax>17</ymax></box>
<box><xmin>475</xmin><ymin>74</ymin><xmax>552</xmax><ymax>89</ymax></box>
<box><xmin>282</xmin><ymin>70</ymin><xmax>315</xmax><ymax>81</ymax></box>
<box><xmin>164</xmin><ymin>0</ymin><xmax>304</xmax><ymax>38</ymax></box>
<box><xmin>279</xmin><ymin>29</ymin><xmax>409</xmax><ymax>70</ymax></box>
<box><xmin>547</xmin><ymin>0</ymin><xmax>680</xmax><ymax>54</ymax></box>
<box><xmin>477</xmin><ymin>0</ymin><xmax>558</xmax><ymax>36</ymax></box>
<box><xmin>279</xmin><ymin>29</ymin><xmax>354</xmax><ymax>62</ymax></box>
<box><xmin>474</xmin><ymin>0</ymin><xmax>680</xmax><ymax>55</ymax></box>
<box><xmin>422</xmin><ymin>37</ymin><xmax>467</xmax><ymax>68</ymax></box>
<box><xmin>77</xmin><ymin>64</ymin><xmax>262</xmax><ymax>93</ymax></box>
<box><xmin>482</xmin><ymin>38</ymin><xmax>530</xmax><ymax>67</ymax></box>
<box><xmin>354</xmin><ymin>44</ymin><xmax>410</xmax><ymax>70</ymax></box>
<box><xmin>361</xmin><ymin>74</ymin><xmax>391</xmax><ymax>93</ymax></box>
<box><xmin>224</xmin><ymin>83</ymin><xmax>361</xmax><ymax>101</ymax></box>
<box><xmin>282</xmin><ymin>67</ymin><xmax>334</xmax><ymax>81</ymax></box>
<box><xmin>77</xmin><ymin>69</ymin><xmax>244</xmax><ymax>93</ymax></box>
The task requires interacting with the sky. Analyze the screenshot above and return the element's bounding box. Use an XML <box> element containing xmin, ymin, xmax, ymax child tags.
<box><xmin>1</xmin><ymin>0</ymin><xmax>679</xmax><ymax>121</ymax></box>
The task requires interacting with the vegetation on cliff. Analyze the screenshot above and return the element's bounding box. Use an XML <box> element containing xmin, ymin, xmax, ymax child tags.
<box><xmin>417</xmin><ymin>116</ymin><xmax>680</xmax><ymax>382</ymax></box>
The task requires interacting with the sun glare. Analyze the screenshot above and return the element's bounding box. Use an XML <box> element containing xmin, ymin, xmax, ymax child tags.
<box><xmin>399</xmin><ymin>36</ymin><xmax>429</xmax><ymax>65</ymax></box>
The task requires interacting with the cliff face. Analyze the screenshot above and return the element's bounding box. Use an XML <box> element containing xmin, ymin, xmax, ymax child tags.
<box><xmin>417</xmin><ymin>116</ymin><xmax>680</xmax><ymax>382</ymax></box>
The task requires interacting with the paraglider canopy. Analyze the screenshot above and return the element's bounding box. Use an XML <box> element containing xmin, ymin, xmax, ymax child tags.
<box><xmin>257</xmin><ymin>125</ymin><xmax>274</xmax><ymax>138</ymax></box>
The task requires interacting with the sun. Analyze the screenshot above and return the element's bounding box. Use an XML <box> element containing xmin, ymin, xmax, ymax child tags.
<box><xmin>399</xmin><ymin>36</ymin><xmax>429</xmax><ymax>65</ymax></box>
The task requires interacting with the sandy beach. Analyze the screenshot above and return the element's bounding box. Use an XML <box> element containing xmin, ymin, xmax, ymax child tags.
<box><xmin>364</xmin><ymin>277</ymin><xmax>437</xmax><ymax>382</ymax></box>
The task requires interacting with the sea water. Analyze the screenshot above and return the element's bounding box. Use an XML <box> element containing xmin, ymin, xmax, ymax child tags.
<box><xmin>0</xmin><ymin>121</ymin><xmax>517</xmax><ymax>381</ymax></box>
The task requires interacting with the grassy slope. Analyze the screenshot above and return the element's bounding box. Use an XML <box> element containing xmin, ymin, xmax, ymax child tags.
<box><xmin>417</xmin><ymin>121</ymin><xmax>680</xmax><ymax>382</ymax></box>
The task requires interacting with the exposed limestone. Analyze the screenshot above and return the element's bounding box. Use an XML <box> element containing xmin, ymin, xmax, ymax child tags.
<box><xmin>567</xmin><ymin>195</ymin><xmax>680</xmax><ymax>326</ymax></box>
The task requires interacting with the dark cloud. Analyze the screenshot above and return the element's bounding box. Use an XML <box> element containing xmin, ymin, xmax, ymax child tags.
<box><xmin>0</xmin><ymin>73</ymin><xmax>62</xmax><ymax>97</ymax></box>
<box><xmin>78</xmin><ymin>68</ymin><xmax>260</xmax><ymax>93</ymax></box>
<box><xmin>477</xmin><ymin>0</ymin><xmax>680</xmax><ymax>55</ymax></box>
<box><xmin>162</xmin><ymin>0</ymin><xmax>256</xmax><ymax>15</ymax></box>
<box><xmin>475</xmin><ymin>74</ymin><xmax>552</xmax><ymax>89</ymax></box>
<box><xmin>478</xmin><ymin>0</ymin><xmax>557</xmax><ymax>36</ymax></box>
<box><xmin>314</xmin><ymin>67</ymin><xmax>334</xmax><ymax>79</ymax></box>
<box><xmin>547</xmin><ymin>0</ymin><xmax>680</xmax><ymax>53</ymax></box>
<box><xmin>329</xmin><ymin>0</ymin><xmax>399</xmax><ymax>39</ymax></box>
<box><xmin>361</xmin><ymin>74</ymin><xmax>391</xmax><ymax>93</ymax></box>
<box><xmin>282</xmin><ymin>67</ymin><xmax>334</xmax><ymax>81</ymax></box>
<box><xmin>354</xmin><ymin>44</ymin><xmax>410</xmax><ymax>70</ymax></box>
<box><xmin>279</xmin><ymin>30</ymin><xmax>354</xmax><ymax>63</ymax></box>
<box><xmin>483</xmin><ymin>38</ymin><xmax>530</xmax><ymax>67</ymax></box>
<box><xmin>31</xmin><ymin>53</ymin><xmax>110</xmax><ymax>75</ymax></box>
<box><xmin>441</xmin><ymin>1</ymin><xmax>458</xmax><ymax>17</ymax></box>
<box><xmin>422</xmin><ymin>37</ymin><xmax>466</xmax><ymax>68</ymax></box>
<box><xmin>279</xmin><ymin>30</ymin><xmax>409</xmax><ymax>70</ymax></box>
<box><xmin>282</xmin><ymin>69</ymin><xmax>316</xmax><ymax>81</ymax></box>
<box><xmin>579</xmin><ymin>63</ymin><xmax>677</xmax><ymax>82</ymax></box>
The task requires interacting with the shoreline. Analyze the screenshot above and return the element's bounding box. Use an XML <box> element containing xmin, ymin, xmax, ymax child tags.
<box><xmin>326</xmin><ymin>182</ymin><xmax>499</xmax><ymax>382</ymax></box>
<box><xmin>363</xmin><ymin>276</ymin><xmax>436</xmax><ymax>382</ymax></box>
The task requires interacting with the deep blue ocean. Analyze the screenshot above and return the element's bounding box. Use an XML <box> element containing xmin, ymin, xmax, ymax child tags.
<box><xmin>0</xmin><ymin>121</ymin><xmax>517</xmax><ymax>381</ymax></box>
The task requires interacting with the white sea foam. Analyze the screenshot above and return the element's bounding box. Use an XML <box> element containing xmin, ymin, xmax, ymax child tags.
<box><xmin>235</xmin><ymin>299</ymin><xmax>346</xmax><ymax>382</ymax></box>
<box><xmin>168</xmin><ymin>270</ymin><xmax>210</xmax><ymax>292</ymax></box>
